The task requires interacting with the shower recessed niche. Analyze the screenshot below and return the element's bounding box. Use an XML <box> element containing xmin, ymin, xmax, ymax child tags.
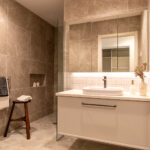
<box><xmin>30</xmin><ymin>74</ymin><xmax>46</xmax><ymax>87</ymax></box>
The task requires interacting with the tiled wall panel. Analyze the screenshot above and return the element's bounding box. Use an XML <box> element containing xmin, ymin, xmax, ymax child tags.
<box><xmin>0</xmin><ymin>0</ymin><xmax>55</xmax><ymax>135</ymax></box>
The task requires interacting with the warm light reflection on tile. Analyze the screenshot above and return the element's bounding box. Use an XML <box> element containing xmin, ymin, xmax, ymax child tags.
<box><xmin>71</xmin><ymin>72</ymin><xmax>150</xmax><ymax>78</ymax></box>
<box><xmin>0</xmin><ymin>18</ymin><xmax>4</xmax><ymax>22</ymax></box>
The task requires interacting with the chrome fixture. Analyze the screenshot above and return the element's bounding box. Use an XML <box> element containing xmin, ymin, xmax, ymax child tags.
<box><xmin>103</xmin><ymin>76</ymin><xmax>107</xmax><ymax>88</ymax></box>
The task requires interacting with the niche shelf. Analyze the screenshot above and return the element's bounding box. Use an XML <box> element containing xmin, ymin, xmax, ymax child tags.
<box><xmin>30</xmin><ymin>74</ymin><xmax>46</xmax><ymax>88</ymax></box>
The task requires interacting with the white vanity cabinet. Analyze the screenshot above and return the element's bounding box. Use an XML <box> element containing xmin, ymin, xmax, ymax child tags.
<box><xmin>58</xmin><ymin>97</ymin><xmax>82</xmax><ymax>136</ymax></box>
<box><xmin>117</xmin><ymin>101</ymin><xmax>149</xmax><ymax>148</ymax></box>
<box><xmin>57</xmin><ymin>92</ymin><xmax>150</xmax><ymax>150</ymax></box>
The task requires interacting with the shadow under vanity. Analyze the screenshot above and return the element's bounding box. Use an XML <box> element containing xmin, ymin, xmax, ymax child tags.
<box><xmin>56</xmin><ymin>9</ymin><xmax>150</xmax><ymax>150</ymax></box>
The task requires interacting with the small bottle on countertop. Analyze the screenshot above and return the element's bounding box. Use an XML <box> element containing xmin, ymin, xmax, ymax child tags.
<box><xmin>129</xmin><ymin>80</ymin><xmax>136</xmax><ymax>95</ymax></box>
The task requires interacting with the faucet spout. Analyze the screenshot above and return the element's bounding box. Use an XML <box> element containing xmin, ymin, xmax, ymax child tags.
<box><xmin>103</xmin><ymin>76</ymin><xmax>107</xmax><ymax>88</ymax></box>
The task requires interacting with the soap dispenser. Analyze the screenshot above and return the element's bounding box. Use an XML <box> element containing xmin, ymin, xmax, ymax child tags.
<box><xmin>129</xmin><ymin>80</ymin><xmax>136</xmax><ymax>95</ymax></box>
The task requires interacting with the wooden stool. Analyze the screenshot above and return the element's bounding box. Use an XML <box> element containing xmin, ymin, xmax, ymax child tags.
<box><xmin>4</xmin><ymin>100</ymin><xmax>31</xmax><ymax>139</ymax></box>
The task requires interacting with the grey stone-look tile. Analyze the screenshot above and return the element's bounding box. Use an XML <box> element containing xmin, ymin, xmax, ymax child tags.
<box><xmin>0</xmin><ymin>54</ymin><xmax>7</xmax><ymax>76</ymax></box>
<box><xmin>128</xmin><ymin>0</ymin><xmax>148</xmax><ymax>10</ymax></box>
<box><xmin>88</xmin><ymin>0</ymin><xmax>128</xmax><ymax>18</ymax></box>
<box><xmin>64</xmin><ymin>0</ymin><xmax>89</xmax><ymax>22</ymax></box>
<box><xmin>7</xmin><ymin>0</ymin><xmax>31</xmax><ymax>29</ymax></box>
<box><xmin>0</xmin><ymin>0</ymin><xmax>55</xmax><ymax>137</ymax></box>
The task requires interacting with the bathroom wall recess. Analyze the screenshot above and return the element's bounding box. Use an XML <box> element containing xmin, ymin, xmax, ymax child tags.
<box><xmin>0</xmin><ymin>0</ymin><xmax>55</xmax><ymax>135</ymax></box>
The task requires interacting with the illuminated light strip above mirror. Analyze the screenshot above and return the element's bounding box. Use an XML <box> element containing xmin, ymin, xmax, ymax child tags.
<box><xmin>71</xmin><ymin>72</ymin><xmax>150</xmax><ymax>78</ymax></box>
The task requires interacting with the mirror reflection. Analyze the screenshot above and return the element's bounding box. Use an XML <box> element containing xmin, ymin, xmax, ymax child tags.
<box><xmin>100</xmin><ymin>33</ymin><xmax>137</xmax><ymax>72</ymax></box>
<box><xmin>68</xmin><ymin>11</ymin><xmax>148</xmax><ymax>72</ymax></box>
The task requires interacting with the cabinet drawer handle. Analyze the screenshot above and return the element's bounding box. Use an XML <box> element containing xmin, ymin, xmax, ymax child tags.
<box><xmin>81</xmin><ymin>102</ymin><xmax>117</xmax><ymax>108</ymax></box>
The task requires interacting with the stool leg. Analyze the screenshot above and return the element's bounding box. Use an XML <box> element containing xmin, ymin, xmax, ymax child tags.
<box><xmin>4</xmin><ymin>102</ymin><xmax>15</xmax><ymax>137</ymax></box>
<box><xmin>24</xmin><ymin>103</ymin><xmax>30</xmax><ymax>139</ymax></box>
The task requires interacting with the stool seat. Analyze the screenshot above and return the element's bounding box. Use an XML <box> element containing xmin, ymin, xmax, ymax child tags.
<box><xmin>4</xmin><ymin>99</ymin><xmax>31</xmax><ymax>139</ymax></box>
<box><xmin>16</xmin><ymin>95</ymin><xmax>32</xmax><ymax>103</ymax></box>
<box><xmin>13</xmin><ymin>99</ymin><xmax>31</xmax><ymax>103</ymax></box>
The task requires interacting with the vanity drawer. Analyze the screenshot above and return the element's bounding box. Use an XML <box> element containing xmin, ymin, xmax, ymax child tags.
<box><xmin>81</xmin><ymin>98</ymin><xmax>118</xmax><ymax>142</ymax></box>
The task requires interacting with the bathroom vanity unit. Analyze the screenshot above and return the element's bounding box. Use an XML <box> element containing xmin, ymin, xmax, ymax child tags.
<box><xmin>56</xmin><ymin>90</ymin><xmax>150</xmax><ymax>150</ymax></box>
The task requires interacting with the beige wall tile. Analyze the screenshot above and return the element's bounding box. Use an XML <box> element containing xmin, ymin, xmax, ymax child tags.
<box><xmin>64</xmin><ymin>0</ymin><xmax>89</xmax><ymax>23</ymax></box>
<box><xmin>0</xmin><ymin>0</ymin><xmax>55</xmax><ymax>136</ymax></box>
<box><xmin>0</xmin><ymin>21</ymin><xmax>7</xmax><ymax>55</ymax></box>
<box><xmin>0</xmin><ymin>54</ymin><xmax>7</xmax><ymax>76</ymax></box>
<box><xmin>64</xmin><ymin>0</ymin><xmax>148</xmax><ymax>22</ymax></box>
<box><xmin>88</xmin><ymin>0</ymin><xmax>128</xmax><ymax>18</ymax></box>
<box><xmin>7</xmin><ymin>0</ymin><xmax>31</xmax><ymax>29</ymax></box>
<box><xmin>128</xmin><ymin>0</ymin><xmax>148</xmax><ymax>10</ymax></box>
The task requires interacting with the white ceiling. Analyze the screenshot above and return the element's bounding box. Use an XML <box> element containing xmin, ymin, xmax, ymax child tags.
<box><xmin>15</xmin><ymin>0</ymin><xmax>64</xmax><ymax>26</ymax></box>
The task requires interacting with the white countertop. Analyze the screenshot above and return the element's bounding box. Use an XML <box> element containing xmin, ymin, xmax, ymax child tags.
<box><xmin>56</xmin><ymin>90</ymin><xmax>150</xmax><ymax>102</ymax></box>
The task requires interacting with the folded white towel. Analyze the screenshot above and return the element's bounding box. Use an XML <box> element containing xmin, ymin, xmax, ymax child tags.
<box><xmin>17</xmin><ymin>95</ymin><xmax>32</xmax><ymax>102</ymax></box>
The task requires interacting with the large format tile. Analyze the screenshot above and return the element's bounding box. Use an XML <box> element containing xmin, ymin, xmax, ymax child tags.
<box><xmin>0</xmin><ymin>0</ymin><xmax>55</xmax><ymax>138</ymax></box>
<box><xmin>46</xmin><ymin>41</ymin><xmax>55</xmax><ymax>64</ymax></box>
<box><xmin>7</xmin><ymin>57</ymin><xmax>30</xmax><ymax>89</ymax></box>
<box><xmin>64</xmin><ymin>0</ymin><xmax>89</xmax><ymax>22</ymax></box>
<box><xmin>7</xmin><ymin>0</ymin><xmax>31</xmax><ymax>29</ymax></box>
<box><xmin>0</xmin><ymin>54</ymin><xmax>7</xmax><ymax>76</ymax></box>
<box><xmin>91</xmin><ymin>48</ymin><xmax>98</xmax><ymax>72</ymax></box>
<box><xmin>29</xmin><ymin>61</ymin><xmax>46</xmax><ymax>74</ymax></box>
<box><xmin>30</xmin><ymin>32</ymin><xmax>42</xmax><ymax>60</ymax></box>
<box><xmin>88</xmin><ymin>0</ymin><xmax>128</xmax><ymax>18</ymax></box>
<box><xmin>7</xmin><ymin>22</ymin><xmax>30</xmax><ymax>58</ymax></box>
<box><xmin>128</xmin><ymin>0</ymin><xmax>148</xmax><ymax>10</ymax></box>
<box><xmin>70</xmin><ymin>23</ymin><xmax>92</xmax><ymax>41</ymax></box>
<box><xmin>28</xmin><ymin>13</ymin><xmax>46</xmax><ymax>36</ymax></box>
<box><xmin>91</xmin><ymin>19</ymin><xmax>117</xmax><ymax>37</ymax></box>
<box><xmin>46</xmin><ymin>24</ymin><xmax>55</xmax><ymax>42</ymax></box>
<box><xmin>64</xmin><ymin>0</ymin><xmax>148</xmax><ymax>23</ymax></box>
<box><xmin>0</xmin><ymin>4</ymin><xmax>7</xmax><ymax>55</ymax></box>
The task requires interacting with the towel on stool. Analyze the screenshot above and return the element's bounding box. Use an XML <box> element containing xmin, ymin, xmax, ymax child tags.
<box><xmin>17</xmin><ymin>95</ymin><xmax>32</xmax><ymax>102</ymax></box>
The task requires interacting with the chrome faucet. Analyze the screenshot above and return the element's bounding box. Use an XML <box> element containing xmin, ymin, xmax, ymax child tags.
<box><xmin>103</xmin><ymin>76</ymin><xmax>107</xmax><ymax>88</ymax></box>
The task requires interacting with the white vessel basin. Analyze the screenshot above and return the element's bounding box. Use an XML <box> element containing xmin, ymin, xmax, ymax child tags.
<box><xmin>83</xmin><ymin>87</ymin><xmax>123</xmax><ymax>96</ymax></box>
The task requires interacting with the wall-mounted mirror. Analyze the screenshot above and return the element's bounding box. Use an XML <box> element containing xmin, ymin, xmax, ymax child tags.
<box><xmin>67</xmin><ymin>10</ymin><xmax>149</xmax><ymax>72</ymax></box>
